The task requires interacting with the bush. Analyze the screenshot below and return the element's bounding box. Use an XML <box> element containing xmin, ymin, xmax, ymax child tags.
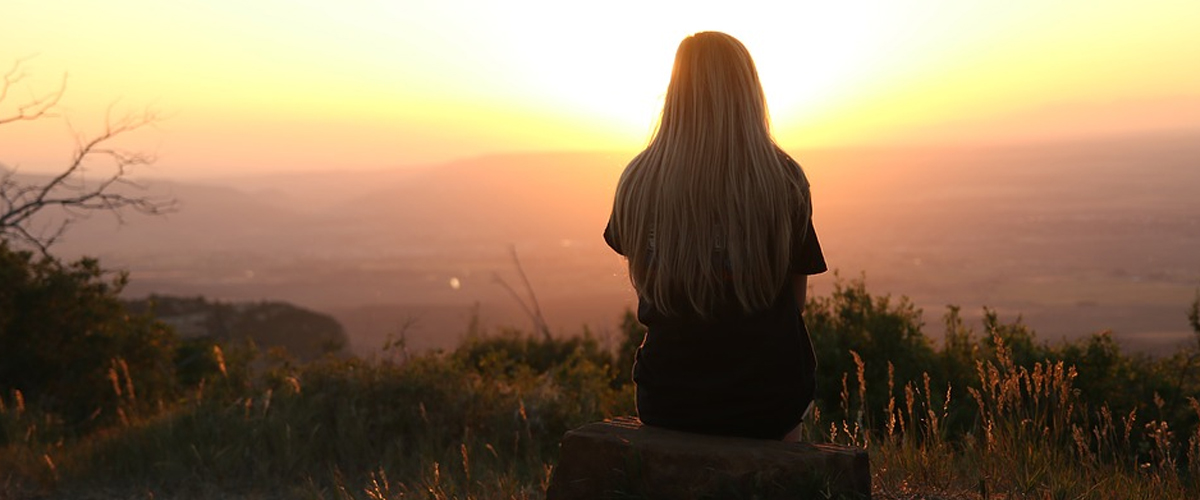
<box><xmin>0</xmin><ymin>242</ymin><xmax>178</xmax><ymax>432</ymax></box>
<box><xmin>805</xmin><ymin>274</ymin><xmax>936</xmax><ymax>426</ymax></box>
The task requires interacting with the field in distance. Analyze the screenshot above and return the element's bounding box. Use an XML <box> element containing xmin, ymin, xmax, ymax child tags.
<box><xmin>49</xmin><ymin>132</ymin><xmax>1200</xmax><ymax>356</ymax></box>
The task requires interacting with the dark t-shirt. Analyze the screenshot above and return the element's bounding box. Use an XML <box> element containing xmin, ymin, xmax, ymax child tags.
<box><xmin>604</xmin><ymin>203</ymin><xmax>827</xmax><ymax>440</ymax></box>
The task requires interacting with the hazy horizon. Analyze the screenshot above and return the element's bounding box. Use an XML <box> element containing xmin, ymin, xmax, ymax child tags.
<box><xmin>23</xmin><ymin>132</ymin><xmax>1196</xmax><ymax>358</ymax></box>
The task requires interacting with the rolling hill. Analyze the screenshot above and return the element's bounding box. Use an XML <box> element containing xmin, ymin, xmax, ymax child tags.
<box><xmin>34</xmin><ymin>134</ymin><xmax>1200</xmax><ymax>356</ymax></box>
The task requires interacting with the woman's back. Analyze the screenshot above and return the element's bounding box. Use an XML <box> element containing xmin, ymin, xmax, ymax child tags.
<box><xmin>609</xmin><ymin>32</ymin><xmax>812</xmax><ymax>319</ymax></box>
<box><xmin>605</xmin><ymin>32</ymin><xmax>828</xmax><ymax>440</ymax></box>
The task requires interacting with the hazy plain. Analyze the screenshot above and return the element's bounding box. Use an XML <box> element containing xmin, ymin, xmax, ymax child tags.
<box><xmin>49</xmin><ymin>132</ymin><xmax>1200</xmax><ymax>356</ymax></box>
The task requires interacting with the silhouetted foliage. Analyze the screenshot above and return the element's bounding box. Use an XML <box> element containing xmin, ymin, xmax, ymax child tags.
<box><xmin>0</xmin><ymin>58</ymin><xmax>175</xmax><ymax>255</ymax></box>
<box><xmin>0</xmin><ymin>241</ymin><xmax>177</xmax><ymax>432</ymax></box>
<box><xmin>805</xmin><ymin>275</ymin><xmax>936</xmax><ymax>426</ymax></box>
<box><xmin>453</xmin><ymin>328</ymin><xmax>621</xmax><ymax>386</ymax></box>
<box><xmin>126</xmin><ymin>295</ymin><xmax>349</xmax><ymax>361</ymax></box>
<box><xmin>803</xmin><ymin>274</ymin><xmax>1200</xmax><ymax>451</ymax></box>
<box><xmin>3</xmin><ymin>258</ymin><xmax>1199</xmax><ymax>497</ymax></box>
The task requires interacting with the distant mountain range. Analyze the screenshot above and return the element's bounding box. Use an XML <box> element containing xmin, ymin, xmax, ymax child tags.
<box><xmin>24</xmin><ymin>133</ymin><xmax>1200</xmax><ymax>356</ymax></box>
<box><xmin>52</xmin><ymin>151</ymin><xmax>629</xmax><ymax>258</ymax></box>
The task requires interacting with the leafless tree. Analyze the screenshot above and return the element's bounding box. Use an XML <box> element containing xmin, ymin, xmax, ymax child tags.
<box><xmin>0</xmin><ymin>57</ymin><xmax>176</xmax><ymax>254</ymax></box>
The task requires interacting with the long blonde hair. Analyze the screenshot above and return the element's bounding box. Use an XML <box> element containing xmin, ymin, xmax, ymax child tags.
<box><xmin>611</xmin><ymin>31</ymin><xmax>811</xmax><ymax>317</ymax></box>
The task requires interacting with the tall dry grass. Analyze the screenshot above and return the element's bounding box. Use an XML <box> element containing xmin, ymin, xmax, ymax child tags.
<box><xmin>5</xmin><ymin>284</ymin><xmax>1200</xmax><ymax>499</ymax></box>
<box><xmin>2</xmin><ymin>332</ymin><xmax>633</xmax><ymax>499</ymax></box>
<box><xmin>806</xmin><ymin>336</ymin><xmax>1200</xmax><ymax>499</ymax></box>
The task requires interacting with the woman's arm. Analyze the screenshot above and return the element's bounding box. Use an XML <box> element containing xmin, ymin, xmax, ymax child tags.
<box><xmin>792</xmin><ymin>274</ymin><xmax>808</xmax><ymax>314</ymax></box>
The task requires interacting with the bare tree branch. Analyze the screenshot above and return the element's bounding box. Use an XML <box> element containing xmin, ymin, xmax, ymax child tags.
<box><xmin>0</xmin><ymin>57</ymin><xmax>65</xmax><ymax>126</ymax></box>
<box><xmin>492</xmin><ymin>246</ymin><xmax>551</xmax><ymax>340</ymax></box>
<box><xmin>1</xmin><ymin>59</ymin><xmax>176</xmax><ymax>255</ymax></box>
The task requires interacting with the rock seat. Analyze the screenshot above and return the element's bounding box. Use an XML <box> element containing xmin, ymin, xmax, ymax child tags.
<box><xmin>546</xmin><ymin>417</ymin><xmax>870</xmax><ymax>499</ymax></box>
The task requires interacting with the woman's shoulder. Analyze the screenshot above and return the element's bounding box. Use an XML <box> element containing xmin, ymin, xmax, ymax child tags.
<box><xmin>775</xmin><ymin>151</ymin><xmax>810</xmax><ymax>188</ymax></box>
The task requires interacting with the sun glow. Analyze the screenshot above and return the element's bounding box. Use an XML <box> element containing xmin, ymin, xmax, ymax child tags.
<box><xmin>2</xmin><ymin>1</ymin><xmax>1199</xmax><ymax>175</ymax></box>
<box><xmin>480</xmin><ymin>2</ymin><xmax>907</xmax><ymax>145</ymax></box>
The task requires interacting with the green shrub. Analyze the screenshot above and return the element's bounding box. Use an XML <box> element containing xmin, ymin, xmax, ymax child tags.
<box><xmin>4</xmin><ymin>253</ymin><xmax>1199</xmax><ymax>498</ymax></box>
<box><xmin>0</xmin><ymin>242</ymin><xmax>178</xmax><ymax>433</ymax></box>
<box><xmin>805</xmin><ymin>274</ymin><xmax>936</xmax><ymax>427</ymax></box>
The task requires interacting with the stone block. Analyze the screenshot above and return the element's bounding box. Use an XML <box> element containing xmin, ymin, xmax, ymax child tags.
<box><xmin>546</xmin><ymin>417</ymin><xmax>870</xmax><ymax>499</ymax></box>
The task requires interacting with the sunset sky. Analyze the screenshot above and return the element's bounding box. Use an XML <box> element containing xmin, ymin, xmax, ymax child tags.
<box><xmin>3</xmin><ymin>0</ymin><xmax>1199</xmax><ymax>177</ymax></box>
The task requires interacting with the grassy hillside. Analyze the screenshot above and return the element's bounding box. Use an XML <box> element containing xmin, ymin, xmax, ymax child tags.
<box><xmin>3</xmin><ymin>265</ymin><xmax>1199</xmax><ymax>498</ymax></box>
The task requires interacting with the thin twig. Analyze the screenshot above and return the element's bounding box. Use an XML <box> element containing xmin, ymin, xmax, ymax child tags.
<box><xmin>1</xmin><ymin>70</ymin><xmax>175</xmax><ymax>255</ymax></box>
<box><xmin>492</xmin><ymin>246</ymin><xmax>551</xmax><ymax>340</ymax></box>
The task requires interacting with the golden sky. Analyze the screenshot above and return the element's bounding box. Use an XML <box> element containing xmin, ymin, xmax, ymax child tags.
<box><xmin>3</xmin><ymin>0</ymin><xmax>1199</xmax><ymax>177</ymax></box>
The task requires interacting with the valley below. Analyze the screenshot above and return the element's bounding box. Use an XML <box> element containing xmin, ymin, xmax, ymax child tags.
<box><xmin>49</xmin><ymin>134</ymin><xmax>1200</xmax><ymax>356</ymax></box>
